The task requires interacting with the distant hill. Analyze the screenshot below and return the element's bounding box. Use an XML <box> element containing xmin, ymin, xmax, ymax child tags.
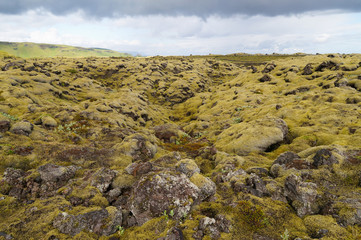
<box><xmin>0</xmin><ymin>41</ymin><xmax>132</xmax><ymax>58</ymax></box>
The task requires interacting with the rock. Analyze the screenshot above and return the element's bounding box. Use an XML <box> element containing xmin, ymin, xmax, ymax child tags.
<box><xmin>176</xmin><ymin>159</ymin><xmax>200</xmax><ymax>178</ymax></box>
<box><xmin>215</xmin><ymin>214</ymin><xmax>231</xmax><ymax>233</ymax></box>
<box><xmin>130</xmin><ymin>171</ymin><xmax>200</xmax><ymax>225</ymax></box>
<box><xmin>302</xmin><ymin>63</ymin><xmax>313</xmax><ymax>75</ymax></box>
<box><xmin>118</xmin><ymin>134</ymin><xmax>157</xmax><ymax>162</ymax></box>
<box><xmin>246</xmin><ymin>167</ymin><xmax>269</xmax><ymax>177</ymax></box>
<box><xmin>262</xmin><ymin>63</ymin><xmax>276</xmax><ymax>73</ymax></box>
<box><xmin>329</xmin><ymin>198</ymin><xmax>361</xmax><ymax>226</ymax></box>
<box><xmin>245</xmin><ymin>173</ymin><xmax>269</xmax><ymax>197</ymax></box>
<box><xmin>154</xmin><ymin>124</ymin><xmax>180</xmax><ymax>143</ymax></box>
<box><xmin>125</xmin><ymin>162</ymin><xmax>153</xmax><ymax>177</ymax></box>
<box><xmin>10</xmin><ymin>121</ymin><xmax>33</xmax><ymax>136</ymax></box>
<box><xmin>53</xmin><ymin>207</ymin><xmax>122</xmax><ymax>236</ymax></box>
<box><xmin>274</xmin><ymin>152</ymin><xmax>301</xmax><ymax>165</ymax></box>
<box><xmin>312</xmin><ymin>149</ymin><xmax>338</xmax><ymax>167</ymax></box>
<box><xmin>164</xmin><ymin>79</ymin><xmax>194</xmax><ymax>104</ymax></box>
<box><xmin>215</xmin><ymin>117</ymin><xmax>288</xmax><ymax>155</ymax></box>
<box><xmin>259</xmin><ymin>74</ymin><xmax>271</xmax><ymax>82</ymax></box>
<box><xmin>96</xmin><ymin>105</ymin><xmax>113</xmax><ymax>113</ymax></box>
<box><xmin>190</xmin><ymin>173</ymin><xmax>216</xmax><ymax>201</ymax></box>
<box><xmin>0</xmin><ymin>232</ymin><xmax>13</xmax><ymax>240</ymax></box>
<box><xmin>284</xmin><ymin>174</ymin><xmax>319</xmax><ymax>217</ymax></box>
<box><xmin>160</xmin><ymin>227</ymin><xmax>184</xmax><ymax>240</ymax></box>
<box><xmin>90</xmin><ymin>168</ymin><xmax>118</xmax><ymax>193</ymax></box>
<box><xmin>38</xmin><ymin>163</ymin><xmax>78</xmax><ymax>183</ymax></box>
<box><xmin>0</xmin><ymin>116</ymin><xmax>10</xmax><ymax>132</ymax></box>
<box><xmin>315</xmin><ymin>61</ymin><xmax>339</xmax><ymax>71</ymax></box>
<box><xmin>193</xmin><ymin>217</ymin><xmax>220</xmax><ymax>240</ymax></box>
<box><xmin>41</xmin><ymin>116</ymin><xmax>57</xmax><ymax>128</ymax></box>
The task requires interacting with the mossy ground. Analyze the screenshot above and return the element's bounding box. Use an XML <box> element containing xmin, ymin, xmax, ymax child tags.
<box><xmin>0</xmin><ymin>53</ymin><xmax>361</xmax><ymax>239</ymax></box>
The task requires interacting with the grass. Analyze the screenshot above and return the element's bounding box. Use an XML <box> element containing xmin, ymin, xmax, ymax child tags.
<box><xmin>0</xmin><ymin>41</ymin><xmax>132</xmax><ymax>58</ymax></box>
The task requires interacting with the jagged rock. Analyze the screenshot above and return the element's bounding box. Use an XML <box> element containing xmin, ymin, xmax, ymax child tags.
<box><xmin>130</xmin><ymin>171</ymin><xmax>200</xmax><ymax>225</ymax></box>
<box><xmin>10</xmin><ymin>121</ymin><xmax>33</xmax><ymax>136</ymax></box>
<box><xmin>274</xmin><ymin>151</ymin><xmax>301</xmax><ymax>165</ymax></box>
<box><xmin>194</xmin><ymin>217</ymin><xmax>219</xmax><ymax>239</ymax></box>
<box><xmin>154</xmin><ymin>124</ymin><xmax>180</xmax><ymax>143</ymax></box>
<box><xmin>284</xmin><ymin>174</ymin><xmax>319</xmax><ymax>217</ymax></box>
<box><xmin>53</xmin><ymin>207</ymin><xmax>122</xmax><ymax>236</ymax></box>
<box><xmin>159</xmin><ymin>227</ymin><xmax>184</xmax><ymax>240</ymax></box>
<box><xmin>259</xmin><ymin>74</ymin><xmax>271</xmax><ymax>82</ymax></box>
<box><xmin>302</xmin><ymin>63</ymin><xmax>313</xmax><ymax>75</ymax></box>
<box><xmin>90</xmin><ymin>168</ymin><xmax>117</xmax><ymax>193</ymax></box>
<box><xmin>125</xmin><ymin>162</ymin><xmax>153</xmax><ymax>176</ymax></box>
<box><xmin>176</xmin><ymin>159</ymin><xmax>200</xmax><ymax>178</ymax></box>
<box><xmin>315</xmin><ymin>61</ymin><xmax>339</xmax><ymax>71</ymax></box>
<box><xmin>262</xmin><ymin>63</ymin><xmax>276</xmax><ymax>73</ymax></box>
<box><xmin>312</xmin><ymin>149</ymin><xmax>338</xmax><ymax>167</ymax></box>
<box><xmin>190</xmin><ymin>173</ymin><xmax>216</xmax><ymax>200</ymax></box>
<box><xmin>38</xmin><ymin>163</ymin><xmax>78</xmax><ymax>183</ymax></box>
<box><xmin>245</xmin><ymin>173</ymin><xmax>269</xmax><ymax>197</ymax></box>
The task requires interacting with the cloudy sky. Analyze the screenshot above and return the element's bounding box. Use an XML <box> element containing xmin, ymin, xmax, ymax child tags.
<box><xmin>1</xmin><ymin>0</ymin><xmax>361</xmax><ymax>56</ymax></box>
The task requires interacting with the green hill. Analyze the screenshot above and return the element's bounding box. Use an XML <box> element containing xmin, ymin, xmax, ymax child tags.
<box><xmin>0</xmin><ymin>41</ymin><xmax>132</xmax><ymax>58</ymax></box>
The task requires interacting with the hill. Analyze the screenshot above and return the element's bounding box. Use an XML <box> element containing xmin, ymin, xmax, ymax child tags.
<box><xmin>0</xmin><ymin>53</ymin><xmax>361</xmax><ymax>239</ymax></box>
<box><xmin>0</xmin><ymin>41</ymin><xmax>132</xmax><ymax>58</ymax></box>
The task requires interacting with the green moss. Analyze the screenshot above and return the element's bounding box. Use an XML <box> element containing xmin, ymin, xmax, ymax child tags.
<box><xmin>304</xmin><ymin>215</ymin><xmax>351</xmax><ymax>239</ymax></box>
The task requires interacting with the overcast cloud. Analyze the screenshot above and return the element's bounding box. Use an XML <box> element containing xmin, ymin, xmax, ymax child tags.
<box><xmin>1</xmin><ymin>0</ymin><xmax>361</xmax><ymax>17</ymax></box>
<box><xmin>1</xmin><ymin>1</ymin><xmax>361</xmax><ymax>55</ymax></box>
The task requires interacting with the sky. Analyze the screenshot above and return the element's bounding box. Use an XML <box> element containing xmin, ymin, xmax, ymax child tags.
<box><xmin>1</xmin><ymin>0</ymin><xmax>361</xmax><ymax>56</ymax></box>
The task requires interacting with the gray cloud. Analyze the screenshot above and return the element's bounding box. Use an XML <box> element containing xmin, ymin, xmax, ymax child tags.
<box><xmin>1</xmin><ymin>0</ymin><xmax>361</xmax><ymax>17</ymax></box>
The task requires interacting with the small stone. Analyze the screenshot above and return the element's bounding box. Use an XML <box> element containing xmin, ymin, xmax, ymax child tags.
<box><xmin>41</xmin><ymin>116</ymin><xmax>57</xmax><ymax>128</ymax></box>
<box><xmin>11</xmin><ymin>121</ymin><xmax>33</xmax><ymax>136</ymax></box>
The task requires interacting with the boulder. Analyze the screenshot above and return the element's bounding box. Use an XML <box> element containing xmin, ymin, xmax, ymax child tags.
<box><xmin>41</xmin><ymin>116</ymin><xmax>57</xmax><ymax>128</ymax></box>
<box><xmin>10</xmin><ymin>121</ymin><xmax>33</xmax><ymax>136</ymax></box>
<box><xmin>176</xmin><ymin>159</ymin><xmax>200</xmax><ymax>178</ymax></box>
<box><xmin>284</xmin><ymin>174</ymin><xmax>319</xmax><ymax>217</ymax></box>
<box><xmin>190</xmin><ymin>173</ymin><xmax>216</xmax><ymax>201</ymax></box>
<box><xmin>302</xmin><ymin>63</ymin><xmax>313</xmax><ymax>75</ymax></box>
<box><xmin>312</xmin><ymin>149</ymin><xmax>338</xmax><ymax>167</ymax></box>
<box><xmin>90</xmin><ymin>168</ymin><xmax>118</xmax><ymax>193</ymax></box>
<box><xmin>53</xmin><ymin>207</ymin><xmax>122</xmax><ymax>236</ymax></box>
<box><xmin>0</xmin><ymin>115</ymin><xmax>10</xmax><ymax>132</ymax></box>
<box><xmin>130</xmin><ymin>171</ymin><xmax>200</xmax><ymax>225</ymax></box>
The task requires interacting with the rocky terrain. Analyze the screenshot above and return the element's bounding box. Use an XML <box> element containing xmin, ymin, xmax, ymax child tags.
<box><xmin>0</xmin><ymin>53</ymin><xmax>361</xmax><ymax>239</ymax></box>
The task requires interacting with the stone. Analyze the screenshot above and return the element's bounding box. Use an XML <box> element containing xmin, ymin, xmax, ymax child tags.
<box><xmin>302</xmin><ymin>63</ymin><xmax>313</xmax><ymax>75</ymax></box>
<box><xmin>154</xmin><ymin>124</ymin><xmax>180</xmax><ymax>143</ymax></box>
<box><xmin>130</xmin><ymin>171</ymin><xmax>200</xmax><ymax>225</ymax></box>
<box><xmin>10</xmin><ymin>121</ymin><xmax>33</xmax><ymax>136</ymax></box>
<box><xmin>118</xmin><ymin>134</ymin><xmax>157</xmax><ymax>162</ymax></box>
<box><xmin>90</xmin><ymin>168</ymin><xmax>118</xmax><ymax>193</ymax></box>
<box><xmin>0</xmin><ymin>116</ymin><xmax>10</xmax><ymax>132</ymax></box>
<box><xmin>312</xmin><ymin>149</ymin><xmax>338</xmax><ymax>167</ymax></box>
<box><xmin>53</xmin><ymin>207</ymin><xmax>122</xmax><ymax>236</ymax></box>
<box><xmin>190</xmin><ymin>173</ymin><xmax>216</xmax><ymax>201</ymax></box>
<box><xmin>259</xmin><ymin>74</ymin><xmax>271</xmax><ymax>82</ymax></box>
<box><xmin>176</xmin><ymin>159</ymin><xmax>200</xmax><ymax>178</ymax></box>
<box><xmin>284</xmin><ymin>174</ymin><xmax>319</xmax><ymax>217</ymax></box>
<box><xmin>41</xmin><ymin>116</ymin><xmax>57</xmax><ymax>128</ymax></box>
<box><xmin>38</xmin><ymin>163</ymin><xmax>78</xmax><ymax>183</ymax></box>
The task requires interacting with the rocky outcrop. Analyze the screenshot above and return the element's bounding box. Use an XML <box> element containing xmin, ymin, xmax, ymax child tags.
<box><xmin>130</xmin><ymin>171</ymin><xmax>200</xmax><ymax>225</ymax></box>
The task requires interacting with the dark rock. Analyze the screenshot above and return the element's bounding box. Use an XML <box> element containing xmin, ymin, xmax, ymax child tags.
<box><xmin>245</xmin><ymin>174</ymin><xmax>269</xmax><ymax>197</ymax></box>
<box><xmin>262</xmin><ymin>63</ymin><xmax>276</xmax><ymax>73</ymax></box>
<box><xmin>259</xmin><ymin>74</ymin><xmax>271</xmax><ymax>82</ymax></box>
<box><xmin>154</xmin><ymin>124</ymin><xmax>179</xmax><ymax>143</ymax></box>
<box><xmin>90</xmin><ymin>168</ymin><xmax>118</xmax><ymax>193</ymax></box>
<box><xmin>10</xmin><ymin>121</ymin><xmax>33</xmax><ymax>136</ymax></box>
<box><xmin>160</xmin><ymin>227</ymin><xmax>184</xmax><ymax>240</ymax></box>
<box><xmin>302</xmin><ymin>63</ymin><xmax>313</xmax><ymax>75</ymax></box>
<box><xmin>130</xmin><ymin>171</ymin><xmax>200</xmax><ymax>225</ymax></box>
<box><xmin>246</xmin><ymin>167</ymin><xmax>269</xmax><ymax>177</ymax></box>
<box><xmin>0</xmin><ymin>119</ymin><xmax>10</xmax><ymax>132</ymax></box>
<box><xmin>215</xmin><ymin>214</ymin><xmax>231</xmax><ymax>233</ymax></box>
<box><xmin>274</xmin><ymin>151</ymin><xmax>301</xmax><ymax>165</ymax></box>
<box><xmin>315</xmin><ymin>61</ymin><xmax>339</xmax><ymax>71</ymax></box>
<box><xmin>0</xmin><ymin>232</ymin><xmax>13</xmax><ymax>240</ymax></box>
<box><xmin>284</xmin><ymin>174</ymin><xmax>319</xmax><ymax>217</ymax></box>
<box><xmin>125</xmin><ymin>162</ymin><xmax>153</xmax><ymax>177</ymax></box>
<box><xmin>53</xmin><ymin>207</ymin><xmax>122</xmax><ymax>236</ymax></box>
<box><xmin>312</xmin><ymin>149</ymin><xmax>338</xmax><ymax>167</ymax></box>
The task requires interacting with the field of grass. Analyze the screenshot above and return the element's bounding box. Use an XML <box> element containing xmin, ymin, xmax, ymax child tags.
<box><xmin>0</xmin><ymin>41</ymin><xmax>132</xmax><ymax>58</ymax></box>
